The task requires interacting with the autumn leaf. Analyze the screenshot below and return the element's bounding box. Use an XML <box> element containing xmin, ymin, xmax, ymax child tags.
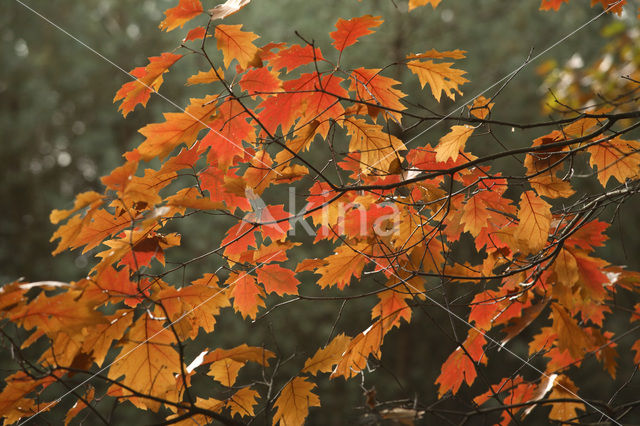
<box><xmin>344</xmin><ymin>117</ymin><xmax>406</xmax><ymax>172</ymax></box>
<box><xmin>435</xmin><ymin>329</ymin><xmax>487</xmax><ymax>396</ymax></box>
<box><xmin>331</xmin><ymin>314</ymin><xmax>398</xmax><ymax>379</ymax></box>
<box><xmin>349</xmin><ymin>68</ymin><xmax>407</xmax><ymax>122</ymax></box>
<box><xmin>159</xmin><ymin>0</ymin><xmax>203</xmax><ymax>31</ymax></box>
<box><xmin>587</xmin><ymin>137</ymin><xmax>640</xmax><ymax>187</ymax></box>
<box><xmin>330</xmin><ymin>15</ymin><xmax>383</xmax><ymax>53</ymax></box>
<box><xmin>186</xmin><ymin>67</ymin><xmax>224</xmax><ymax>85</ymax></box>
<box><xmin>407</xmin><ymin>59</ymin><xmax>468</xmax><ymax>101</ymax></box>
<box><xmin>227</xmin><ymin>387</ymin><xmax>260</xmax><ymax>417</ymax></box>
<box><xmin>551</xmin><ymin>303</ymin><xmax>592</xmax><ymax>358</ymax></box>
<box><xmin>460</xmin><ymin>194</ymin><xmax>490</xmax><ymax>237</ymax></box>
<box><xmin>257</xmin><ymin>264</ymin><xmax>300</xmax><ymax>296</ymax></box>
<box><xmin>302</xmin><ymin>334</ymin><xmax>352</xmax><ymax>375</ymax></box>
<box><xmin>64</xmin><ymin>387</ymin><xmax>95</xmax><ymax>426</ymax></box>
<box><xmin>539</xmin><ymin>0</ymin><xmax>569</xmax><ymax>10</ymax></box>
<box><xmin>315</xmin><ymin>244</ymin><xmax>369</xmax><ymax>289</ymax></box>
<box><xmin>514</xmin><ymin>191</ymin><xmax>551</xmax><ymax>253</ymax></box>
<box><xmin>239</xmin><ymin>67</ymin><xmax>282</xmax><ymax>98</ymax></box>
<box><xmin>229</xmin><ymin>272</ymin><xmax>264</xmax><ymax>320</ymax></box>
<box><xmin>137</xmin><ymin>95</ymin><xmax>218</xmax><ymax>160</ymax></box>
<box><xmin>209</xmin><ymin>0</ymin><xmax>251</xmax><ymax>21</ymax></box>
<box><xmin>435</xmin><ymin>125</ymin><xmax>474</xmax><ymax>162</ymax></box>
<box><xmin>114</xmin><ymin>53</ymin><xmax>182</xmax><ymax>117</ymax></box>
<box><xmin>409</xmin><ymin>0</ymin><xmax>442</xmax><ymax>10</ymax></box>
<box><xmin>468</xmin><ymin>95</ymin><xmax>494</xmax><ymax>119</ymax></box>
<box><xmin>548</xmin><ymin>375</ymin><xmax>585</xmax><ymax>421</ymax></box>
<box><xmin>269</xmin><ymin>44</ymin><xmax>325</xmax><ymax>72</ymax></box>
<box><xmin>273</xmin><ymin>377</ymin><xmax>321</xmax><ymax>426</ymax></box>
<box><xmin>108</xmin><ymin>315</ymin><xmax>181</xmax><ymax>411</ymax></box>
<box><xmin>215</xmin><ymin>24</ymin><xmax>259</xmax><ymax>69</ymax></box>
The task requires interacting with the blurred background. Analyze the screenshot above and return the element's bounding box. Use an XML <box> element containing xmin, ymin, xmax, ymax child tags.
<box><xmin>2</xmin><ymin>0</ymin><xmax>640</xmax><ymax>423</ymax></box>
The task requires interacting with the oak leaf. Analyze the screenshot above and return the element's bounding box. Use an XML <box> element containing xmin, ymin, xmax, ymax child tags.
<box><xmin>159</xmin><ymin>0</ymin><xmax>203</xmax><ymax>31</ymax></box>
<box><xmin>435</xmin><ymin>125</ymin><xmax>474</xmax><ymax>162</ymax></box>
<box><xmin>587</xmin><ymin>137</ymin><xmax>640</xmax><ymax>187</ymax></box>
<box><xmin>409</xmin><ymin>0</ymin><xmax>442</xmax><ymax>10</ymax></box>
<box><xmin>215</xmin><ymin>24</ymin><xmax>259</xmax><ymax>69</ymax></box>
<box><xmin>209</xmin><ymin>0</ymin><xmax>251</xmax><ymax>21</ymax></box>
<box><xmin>257</xmin><ymin>264</ymin><xmax>300</xmax><ymax>296</ymax></box>
<box><xmin>272</xmin><ymin>377</ymin><xmax>320</xmax><ymax>426</ymax></box>
<box><xmin>114</xmin><ymin>53</ymin><xmax>182</xmax><ymax>117</ymax></box>
<box><xmin>302</xmin><ymin>334</ymin><xmax>351</xmax><ymax>375</ymax></box>
<box><xmin>330</xmin><ymin>15</ymin><xmax>383</xmax><ymax>53</ymax></box>
<box><xmin>514</xmin><ymin>191</ymin><xmax>551</xmax><ymax>253</ymax></box>
<box><xmin>407</xmin><ymin>59</ymin><xmax>468</xmax><ymax>101</ymax></box>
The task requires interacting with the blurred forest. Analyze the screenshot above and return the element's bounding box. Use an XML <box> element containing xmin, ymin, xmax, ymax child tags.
<box><xmin>2</xmin><ymin>0</ymin><xmax>640</xmax><ymax>423</ymax></box>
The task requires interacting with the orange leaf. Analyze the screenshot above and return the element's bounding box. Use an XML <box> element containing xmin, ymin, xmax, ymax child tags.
<box><xmin>239</xmin><ymin>67</ymin><xmax>282</xmax><ymax>98</ymax></box>
<box><xmin>315</xmin><ymin>244</ymin><xmax>369</xmax><ymax>289</ymax></box>
<box><xmin>302</xmin><ymin>334</ymin><xmax>352</xmax><ymax>375</ymax></box>
<box><xmin>460</xmin><ymin>194</ymin><xmax>490</xmax><ymax>237</ymax></box>
<box><xmin>114</xmin><ymin>53</ymin><xmax>182</xmax><ymax>117</ymax></box>
<box><xmin>137</xmin><ymin>95</ymin><xmax>218</xmax><ymax>160</ymax></box>
<box><xmin>551</xmin><ymin>303</ymin><xmax>591</xmax><ymax>358</ymax></box>
<box><xmin>229</xmin><ymin>272</ymin><xmax>264</xmax><ymax>320</ymax></box>
<box><xmin>331</xmin><ymin>314</ymin><xmax>398</xmax><ymax>379</ymax></box>
<box><xmin>548</xmin><ymin>375</ymin><xmax>585</xmax><ymax>421</ymax></box>
<box><xmin>409</xmin><ymin>0</ymin><xmax>442</xmax><ymax>10</ymax></box>
<box><xmin>514</xmin><ymin>191</ymin><xmax>551</xmax><ymax>253</ymax></box>
<box><xmin>587</xmin><ymin>137</ymin><xmax>640</xmax><ymax>187</ymax></box>
<box><xmin>159</xmin><ymin>0</ymin><xmax>203</xmax><ymax>32</ymax></box>
<box><xmin>107</xmin><ymin>315</ymin><xmax>181</xmax><ymax>410</ymax></box>
<box><xmin>257</xmin><ymin>264</ymin><xmax>300</xmax><ymax>296</ymax></box>
<box><xmin>344</xmin><ymin>117</ymin><xmax>406</xmax><ymax>172</ymax></box>
<box><xmin>435</xmin><ymin>125</ymin><xmax>474</xmax><ymax>162</ymax></box>
<box><xmin>215</xmin><ymin>24</ymin><xmax>259</xmax><ymax>69</ymax></box>
<box><xmin>226</xmin><ymin>387</ymin><xmax>260</xmax><ymax>418</ymax></box>
<box><xmin>540</xmin><ymin>0</ymin><xmax>569</xmax><ymax>10</ymax></box>
<box><xmin>407</xmin><ymin>59</ymin><xmax>468</xmax><ymax>102</ymax></box>
<box><xmin>435</xmin><ymin>329</ymin><xmax>487</xmax><ymax>396</ymax></box>
<box><xmin>272</xmin><ymin>377</ymin><xmax>320</xmax><ymax>426</ymax></box>
<box><xmin>269</xmin><ymin>44</ymin><xmax>324</xmax><ymax>72</ymax></box>
<box><xmin>330</xmin><ymin>15</ymin><xmax>383</xmax><ymax>52</ymax></box>
<box><xmin>185</xmin><ymin>67</ymin><xmax>224</xmax><ymax>85</ymax></box>
<box><xmin>349</xmin><ymin>68</ymin><xmax>407</xmax><ymax>122</ymax></box>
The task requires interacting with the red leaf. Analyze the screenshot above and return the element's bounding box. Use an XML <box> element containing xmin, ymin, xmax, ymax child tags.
<box><xmin>330</xmin><ymin>15</ymin><xmax>383</xmax><ymax>52</ymax></box>
<box><xmin>435</xmin><ymin>329</ymin><xmax>487</xmax><ymax>396</ymax></box>
<box><xmin>159</xmin><ymin>0</ymin><xmax>203</xmax><ymax>32</ymax></box>
<box><xmin>269</xmin><ymin>44</ymin><xmax>324</xmax><ymax>72</ymax></box>
<box><xmin>257</xmin><ymin>264</ymin><xmax>300</xmax><ymax>296</ymax></box>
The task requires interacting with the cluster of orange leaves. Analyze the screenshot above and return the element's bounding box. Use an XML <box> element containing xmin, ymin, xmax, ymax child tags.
<box><xmin>1</xmin><ymin>0</ymin><xmax>640</xmax><ymax>424</ymax></box>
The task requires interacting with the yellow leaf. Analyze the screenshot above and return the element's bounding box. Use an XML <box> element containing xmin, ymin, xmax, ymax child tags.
<box><xmin>330</xmin><ymin>314</ymin><xmax>397</xmax><ymax>379</ymax></box>
<box><xmin>435</xmin><ymin>125</ymin><xmax>474</xmax><ymax>162</ymax></box>
<box><xmin>408</xmin><ymin>0</ymin><xmax>442</xmax><ymax>10</ymax></box>
<box><xmin>407</xmin><ymin>60</ymin><xmax>468</xmax><ymax>102</ymax></box>
<box><xmin>588</xmin><ymin>137</ymin><xmax>640</xmax><ymax>187</ymax></box>
<box><xmin>107</xmin><ymin>315</ymin><xmax>181</xmax><ymax>411</ymax></box>
<box><xmin>272</xmin><ymin>377</ymin><xmax>320</xmax><ymax>426</ymax></box>
<box><xmin>344</xmin><ymin>117</ymin><xmax>406</xmax><ymax>172</ymax></box>
<box><xmin>209</xmin><ymin>358</ymin><xmax>244</xmax><ymax>387</ymax></box>
<box><xmin>302</xmin><ymin>334</ymin><xmax>351</xmax><ymax>375</ymax></box>
<box><xmin>215</xmin><ymin>24</ymin><xmax>259</xmax><ymax>69</ymax></box>
<box><xmin>186</xmin><ymin>68</ymin><xmax>224</xmax><ymax>86</ymax></box>
<box><xmin>226</xmin><ymin>387</ymin><xmax>260</xmax><ymax>418</ymax></box>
